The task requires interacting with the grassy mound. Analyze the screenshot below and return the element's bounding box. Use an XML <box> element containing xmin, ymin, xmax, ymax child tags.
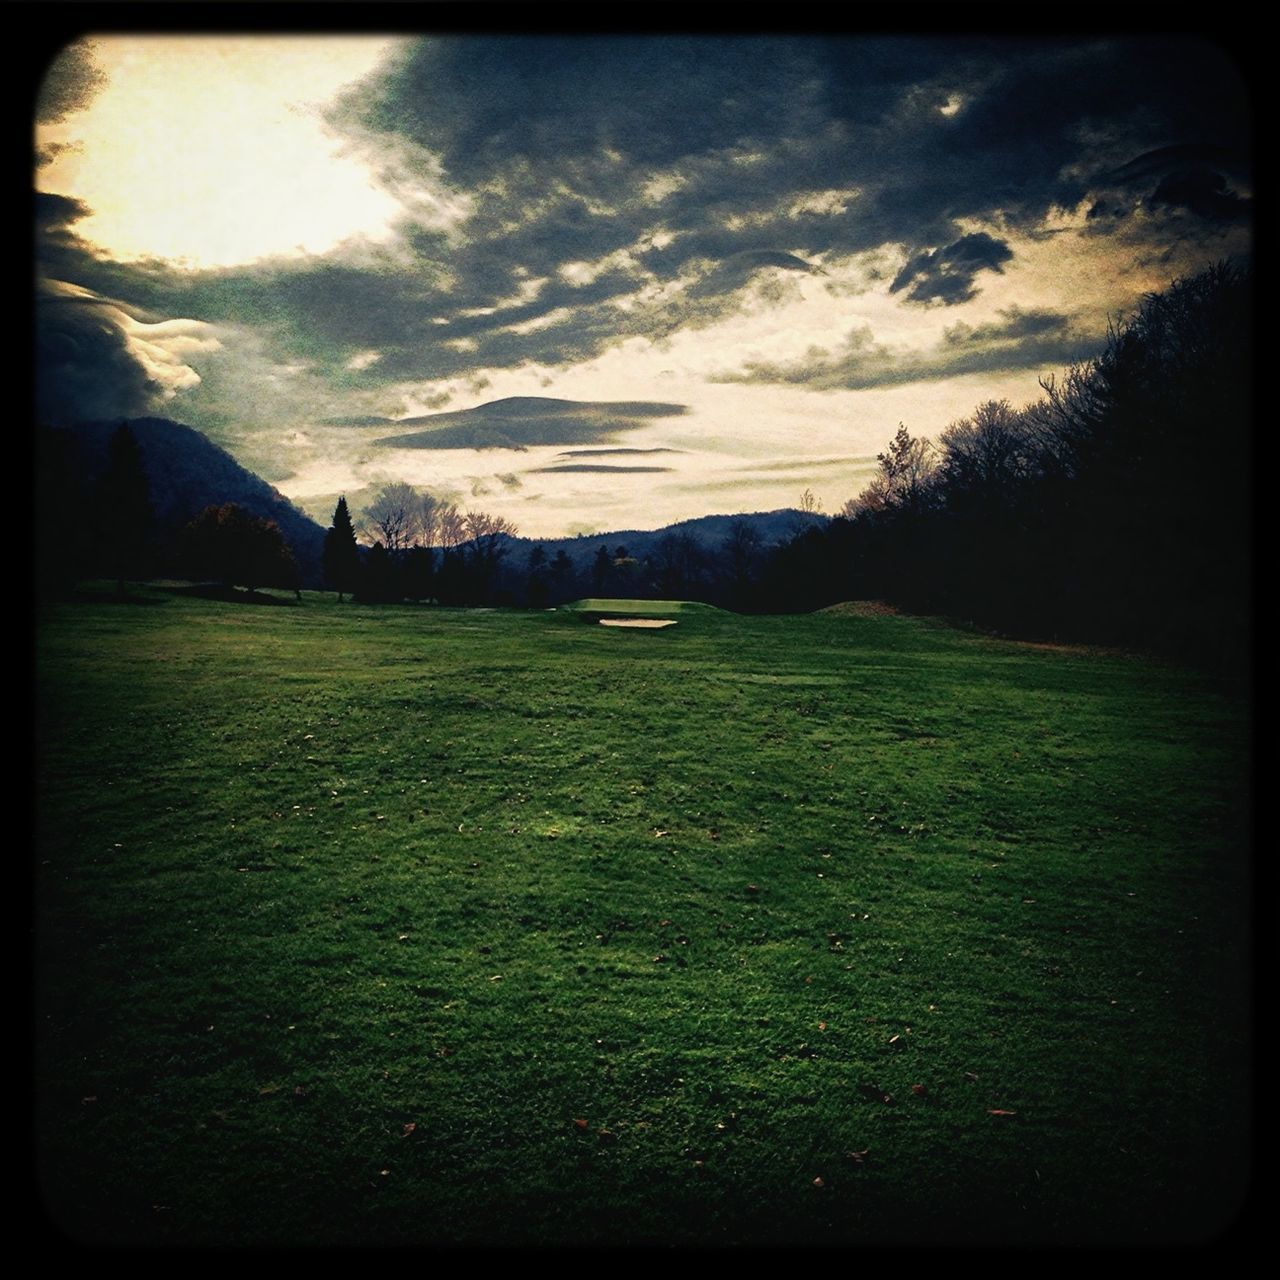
<box><xmin>561</xmin><ymin>598</ymin><xmax>726</xmax><ymax>616</ymax></box>
<box><xmin>816</xmin><ymin>600</ymin><xmax>901</xmax><ymax>618</ymax></box>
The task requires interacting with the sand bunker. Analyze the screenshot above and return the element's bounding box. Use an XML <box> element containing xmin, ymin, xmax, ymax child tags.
<box><xmin>599</xmin><ymin>618</ymin><xmax>677</xmax><ymax>629</ymax></box>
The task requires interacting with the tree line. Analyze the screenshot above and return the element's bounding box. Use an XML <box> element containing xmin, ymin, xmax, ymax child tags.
<box><xmin>37</xmin><ymin>260</ymin><xmax>1248</xmax><ymax>671</ymax></box>
<box><xmin>768</xmin><ymin>260</ymin><xmax>1251</xmax><ymax>672</ymax></box>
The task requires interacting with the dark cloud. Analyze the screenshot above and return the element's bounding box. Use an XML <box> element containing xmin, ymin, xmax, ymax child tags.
<box><xmin>1086</xmin><ymin>144</ymin><xmax>1253</xmax><ymax>227</ymax></box>
<box><xmin>37</xmin><ymin>36</ymin><xmax>1251</xmax><ymax>430</ymax></box>
<box><xmin>36</xmin><ymin>191</ymin><xmax>92</xmax><ymax>235</ymax></box>
<box><xmin>37</xmin><ymin>40</ymin><xmax>107</xmax><ymax>124</ymax></box>
<box><xmin>1147</xmin><ymin>169</ymin><xmax>1250</xmax><ymax>222</ymax></box>
<box><xmin>377</xmin><ymin>397</ymin><xmax>689</xmax><ymax>451</ymax></box>
<box><xmin>36</xmin><ymin>289</ymin><xmax>161</xmax><ymax>425</ymax></box>
<box><xmin>712</xmin><ymin>306</ymin><xmax>1098</xmax><ymax>392</ymax></box>
<box><xmin>890</xmin><ymin>233</ymin><xmax>1014</xmax><ymax>306</ymax></box>
<box><xmin>557</xmin><ymin>447</ymin><xmax>683</xmax><ymax>458</ymax></box>
<box><xmin>941</xmin><ymin>306</ymin><xmax>1070</xmax><ymax>345</ymax></box>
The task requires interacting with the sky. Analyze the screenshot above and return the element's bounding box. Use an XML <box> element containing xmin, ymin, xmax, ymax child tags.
<box><xmin>35</xmin><ymin>31</ymin><xmax>1251</xmax><ymax>538</ymax></box>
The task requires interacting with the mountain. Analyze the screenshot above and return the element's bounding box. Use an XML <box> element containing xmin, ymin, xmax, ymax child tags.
<box><xmin>504</xmin><ymin>509</ymin><xmax>830</xmax><ymax>571</ymax></box>
<box><xmin>50</xmin><ymin>417</ymin><xmax>327</xmax><ymax>583</ymax></box>
<box><xmin>375</xmin><ymin>396</ymin><xmax>689</xmax><ymax>451</ymax></box>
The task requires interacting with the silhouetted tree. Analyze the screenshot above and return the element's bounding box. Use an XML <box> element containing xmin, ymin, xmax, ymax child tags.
<box><xmin>526</xmin><ymin>545</ymin><xmax>549</xmax><ymax>608</ymax></box>
<box><xmin>97</xmin><ymin>422</ymin><xmax>152</xmax><ymax>594</ymax></box>
<box><xmin>322</xmin><ymin>495</ymin><xmax>360</xmax><ymax>602</ymax></box>
<box><xmin>402</xmin><ymin>545</ymin><xmax>435</xmax><ymax>602</ymax></box>
<box><xmin>356</xmin><ymin>541</ymin><xmax>398</xmax><ymax>603</ymax></box>
<box><xmin>181</xmin><ymin>503</ymin><xmax>297</xmax><ymax>595</ymax></box>
<box><xmin>36</xmin><ymin>425</ymin><xmax>90</xmax><ymax>594</ymax></box>
<box><xmin>363</xmin><ymin>482</ymin><xmax>419</xmax><ymax>552</ymax></box>
<box><xmin>549</xmin><ymin>549</ymin><xmax>576</xmax><ymax>603</ymax></box>
<box><xmin>592</xmin><ymin>545</ymin><xmax>611</xmax><ymax>593</ymax></box>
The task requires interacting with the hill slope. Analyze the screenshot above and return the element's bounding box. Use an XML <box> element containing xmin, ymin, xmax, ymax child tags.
<box><xmin>55</xmin><ymin>417</ymin><xmax>327</xmax><ymax>583</ymax></box>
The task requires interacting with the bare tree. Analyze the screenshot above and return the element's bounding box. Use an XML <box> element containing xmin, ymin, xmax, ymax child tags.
<box><xmin>362</xmin><ymin>482</ymin><xmax>420</xmax><ymax>552</ymax></box>
<box><xmin>437</xmin><ymin>503</ymin><xmax>467</xmax><ymax>549</ymax></box>
<box><xmin>418</xmin><ymin>492</ymin><xmax>442</xmax><ymax>549</ymax></box>
<box><xmin>798</xmin><ymin>487</ymin><xmax>824</xmax><ymax>514</ymax></box>
<box><xmin>938</xmin><ymin>400</ymin><xmax>1038</xmax><ymax>503</ymax></box>
<box><xmin>463</xmin><ymin>510</ymin><xmax>519</xmax><ymax>541</ymax></box>
<box><xmin>845</xmin><ymin>424</ymin><xmax>937</xmax><ymax>517</ymax></box>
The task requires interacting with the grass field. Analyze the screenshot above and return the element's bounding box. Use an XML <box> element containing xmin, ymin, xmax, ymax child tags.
<box><xmin>33</xmin><ymin>590</ymin><xmax>1251</xmax><ymax>1246</ymax></box>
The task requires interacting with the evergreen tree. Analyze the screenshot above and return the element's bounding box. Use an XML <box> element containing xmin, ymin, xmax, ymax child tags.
<box><xmin>322</xmin><ymin>495</ymin><xmax>360</xmax><ymax>602</ymax></box>
<box><xmin>592</xmin><ymin>545</ymin><xmax>611</xmax><ymax>594</ymax></box>
<box><xmin>98</xmin><ymin>422</ymin><xmax>152</xmax><ymax>595</ymax></box>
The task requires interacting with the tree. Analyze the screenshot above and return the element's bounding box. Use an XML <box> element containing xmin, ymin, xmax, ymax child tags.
<box><xmin>322</xmin><ymin>496</ymin><xmax>360</xmax><ymax>602</ymax></box>
<box><xmin>462</xmin><ymin>509</ymin><xmax>519</xmax><ymax>603</ymax></box>
<box><xmin>362</xmin><ymin>482</ymin><xmax>419</xmax><ymax>552</ymax></box>
<box><xmin>437</xmin><ymin>503</ymin><xmax>467</xmax><ymax>549</ymax></box>
<box><xmin>418</xmin><ymin>492</ymin><xmax>443</xmax><ymax>550</ymax></box>
<box><xmin>549</xmin><ymin>549</ymin><xmax>575</xmax><ymax>603</ymax></box>
<box><xmin>592</xmin><ymin>545</ymin><xmax>611</xmax><ymax>593</ymax></box>
<box><xmin>526</xmin><ymin>545</ymin><xmax>549</xmax><ymax>608</ymax></box>
<box><xmin>97</xmin><ymin>422</ymin><xmax>152</xmax><ymax>594</ymax></box>
<box><xmin>181</xmin><ymin>504</ymin><xmax>298</xmax><ymax>595</ymax></box>
<box><xmin>938</xmin><ymin>400</ymin><xmax>1038</xmax><ymax>507</ymax></box>
<box><xmin>846</xmin><ymin>424</ymin><xmax>937</xmax><ymax>516</ymax></box>
<box><xmin>355</xmin><ymin>541</ymin><xmax>398</xmax><ymax>603</ymax></box>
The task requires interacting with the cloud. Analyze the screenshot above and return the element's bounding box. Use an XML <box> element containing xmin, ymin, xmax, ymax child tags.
<box><xmin>556</xmin><ymin>447</ymin><xmax>683</xmax><ymax>458</ymax></box>
<box><xmin>36</xmin><ymin>36</ymin><xmax>1251</xmax><ymax>437</ymax></box>
<box><xmin>36</xmin><ymin>192</ymin><xmax>92</xmax><ymax>235</ymax></box>
<box><xmin>532</xmin><ymin>464</ymin><xmax>674</xmax><ymax>475</ymax></box>
<box><xmin>36</xmin><ymin>286</ymin><xmax>159</xmax><ymax>424</ymax></box>
<box><xmin>890</xmin><ymin>232</ymin><xmax>1014</xmax><ymax>306</ymax></box>
<box><xmin>37</xmin><ymin>40</ymin><xmax>107</xmax><ymax>124</ymax></box>
<box><xmin>376</xmin><ymin>397</ymin><xmax>689</xmax><ymax>450</ymax></box>
<box><xmin>35</xmin><ymin>278</ymin><xmax>221</xmax><ymax>425</ymax></box>
<box><xmin>711</xmin><ymin>306</ymin><xmax>1098</xmax><ymax>391</ymax></box>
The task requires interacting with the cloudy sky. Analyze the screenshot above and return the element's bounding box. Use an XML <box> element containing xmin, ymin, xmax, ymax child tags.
<box><xmin>35</xmin><ymin>32</ymin><xmax>1250</xmax><ymax>537</ymax></box>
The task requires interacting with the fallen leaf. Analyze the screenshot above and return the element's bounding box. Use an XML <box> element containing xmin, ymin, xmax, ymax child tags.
<box><xmin>813</xmin><ymin>1176</ymin><xmax>825</xmax><ymax>1189</ymax></box>
<box><xmin>818</xmin><ymin>1021</ymin><xmax>827</xmax><ymax>1031</ymax></box>
<box><xmin>574</xmin><ymin>1117</ymin><xmax>589</xmax><ymax>1130</ymax></box>
<box><xmin>80</xmin><ymin>1096</ymin><xmax>97</xmax><ymax>1105</ymax></box>
<box><xmin>888</xmin><ymin>1033</ymin><xmax>901</xmax><ymax>1045</ymax></box>
<box><xmin>746</xmin><ymin>884</ymin><xmax>759</xmax><ymax>894</ymax></box>
<box><xmin>988</xmin><ymin>1109</ymin><xmax>1018</xmax><ymax>1116</ymax></box>
<box><xmin>402</xmin><ymin>1122</ymin><xmax>416</xmax><ymax>1137</ymax></box>
<box><xmin>911</xmin><ymin>1084</ymin><xmax>928</xmax><ymax>1097</ymax></box>
<box><xmin>846</xmin><ymin>1149</ymin><xmax>869</xmax><ymax>1165</ymax></box>
<box><xmin>964</xmin><ymin>1072</ymin><xmax>979</xmax><ymax>1082</ymax></box>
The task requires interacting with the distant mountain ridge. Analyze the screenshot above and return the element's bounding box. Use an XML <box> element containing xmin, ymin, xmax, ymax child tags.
<box><xmin>501</xmin><ymin>509</ymin><xmax>830</xmax><ymax>573</ymax></box>
<box><xmin>46</xmin><ymin>414</ymin><xmax>828</xmax><ymax>589</ymax></box>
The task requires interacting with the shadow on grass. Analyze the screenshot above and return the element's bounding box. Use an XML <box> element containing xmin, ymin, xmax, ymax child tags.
<box><xmin>163</xmin><ymin>583</ymin><xmax>298</xmax><ymax>607</ymax></box>
<box><xmin>66</xmin><ymin>587</ymin><xmax>169</xmax><ymax>606</ymax></box>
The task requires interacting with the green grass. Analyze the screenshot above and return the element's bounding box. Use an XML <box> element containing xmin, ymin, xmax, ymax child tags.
<box><xmin>34</xmin><ymin>589</ymin><xmax>1250</xmax><ymax>1246</ymax></box>
<box><xmin>560</xmin><ymin>597</ymin><xmax>724</xmax><ymax>616</ymax></box>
